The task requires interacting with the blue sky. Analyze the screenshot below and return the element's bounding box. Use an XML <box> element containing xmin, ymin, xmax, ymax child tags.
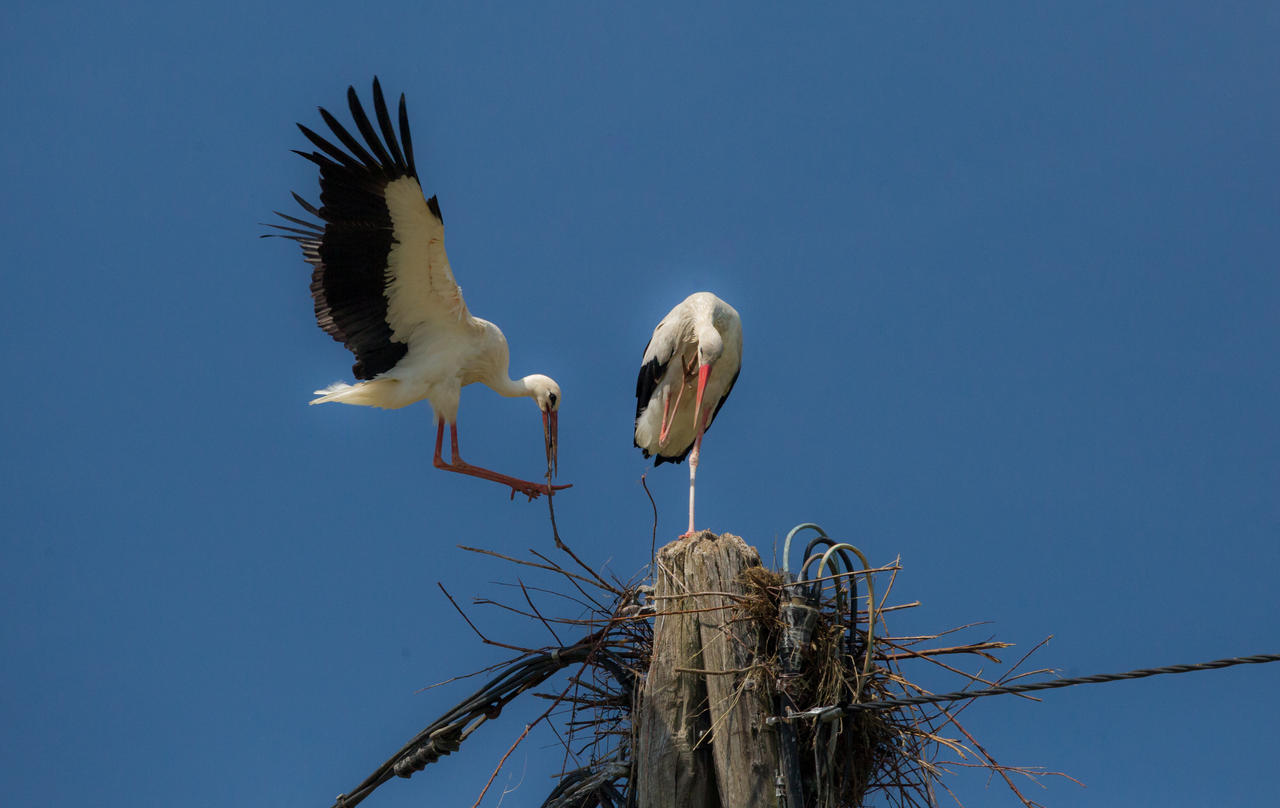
<box><xmin>3</xmin><ymin>2</ymin><xmax>1278</xmax><ymax>806</ymax></box>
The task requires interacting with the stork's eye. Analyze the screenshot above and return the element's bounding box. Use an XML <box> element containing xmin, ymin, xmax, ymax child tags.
<box><xmin>548</xmin><ymin>392</ymin><xmax>558</xmax><ymax>408</ymax></box>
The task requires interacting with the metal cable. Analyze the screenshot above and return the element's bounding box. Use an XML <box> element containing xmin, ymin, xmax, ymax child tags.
<box><xmin>540</xmin><ymin>762</ymin><xmax>630</xmax><ymax>808</ymax></box>
<box><xmin>816</xmin><ymin>542</ymin><xmax>875</xmax><ymax>702</ymax></box>
<box><xmin>769</xmin><ymin>652</ymin><xmax>1280</xmax><ymax>721</ymax></box>
<box><xmin>330</xmin><ymin>637</ymin><xmax>605</xmax><ymax>808</ymax></box>
<box><xmin>783</xmin><ymin>523</ymin><xmax>828</xmax><ymax>577</ymax></box>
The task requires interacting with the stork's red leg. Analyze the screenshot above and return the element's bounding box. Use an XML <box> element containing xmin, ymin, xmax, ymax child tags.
<box><xmin>432</xmin><ymin>421</ymin><xmax>449</xmax><ymax>469</ymax></box>
<box><xmin>435</xmin><ymin>422</ymin><xmax>571</xmax><ymax>500</ymax></box>
<box><xmin>681</xmin><ymin>364</ymin><xmax>715</xmax><ymax>537</ymax></box>
<box><xmin>659</xmin><ymin>378</ymin><xmax>688</xmax><ymax>445</ymax></box>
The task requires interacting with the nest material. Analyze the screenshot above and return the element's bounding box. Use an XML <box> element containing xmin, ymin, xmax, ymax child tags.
<box><xmin>736</xmin><ymin>564</ymin><xmax>924</xmax><ymax>807</ymax></box>
<box><xmin>616</xmin><ymin>536</ymin><xmax>1058</xmax><ymax>808</ymax></box>
<box><xmin>347</xmin><ymin>536</ymin><xmax>1062</xmax><ymax>808</ymax></box>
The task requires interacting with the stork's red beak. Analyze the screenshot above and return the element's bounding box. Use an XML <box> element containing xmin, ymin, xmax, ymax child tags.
<box><xmin>692</xmin><ymin>362</ymin><xmax>712</xmax><ymax>432</ymax></box>
<box><xmin>542</xmin><ymin>409</ymin><xmax>559</xmax><ymax>478</ymax></box>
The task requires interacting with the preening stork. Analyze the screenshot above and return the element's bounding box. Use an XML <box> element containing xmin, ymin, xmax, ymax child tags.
<box><xmin>267</xmin><ymin>78</ymin><xmax>569</xmax><ymax>500</ymax></box>
<box><xmin>634</xmin><ymin>292</ymin><xmax>742</xmax><ymax>535</ymax></box>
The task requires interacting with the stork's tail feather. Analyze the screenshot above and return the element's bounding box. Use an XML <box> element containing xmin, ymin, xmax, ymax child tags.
<box><xmin>309</xmin><ymin>379</ymin><xmax>406</xmax><ymax>408</ymax></box>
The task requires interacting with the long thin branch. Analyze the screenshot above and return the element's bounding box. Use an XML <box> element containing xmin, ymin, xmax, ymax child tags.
<box><xmin>439</xmin><ymin>583</ymin><xmax>540</xmax><ymax>654</ymax></box>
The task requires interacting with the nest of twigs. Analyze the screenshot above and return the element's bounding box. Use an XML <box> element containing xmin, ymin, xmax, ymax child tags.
<box><xmin>330</xmin><ymin>532</ymin><xmax>1069</xmax><ymax>808</ymax></box>
<box><xmin>521</xmin><ymin>532</ymin><xmax>1063</xmax><ymax>808</ymax></box>
<box><xmin>693</xmin><ymin>544</ymin><xmax>1064</xmax><ymax>808</ymax></box>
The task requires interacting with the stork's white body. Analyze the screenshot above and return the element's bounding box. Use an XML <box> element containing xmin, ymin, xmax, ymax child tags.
<box><xmin>270</xmin><ymin>81</ymin><xmax>564</xmax><ymax>499</ymax></box>
<box><xmin>310</xmin><ymin>308</ymin><xmax>531</xmax><ymax>422</ymax></box>
<box><xmin>634</xmin><ymin>292</ymin><xmax>743</xmax><ymax>534</ymax></box>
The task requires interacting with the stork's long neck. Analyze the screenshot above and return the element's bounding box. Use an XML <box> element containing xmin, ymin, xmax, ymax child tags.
<box><xmin>490</xmin><ymin>374</ymin><xmax>537</xmax><ymax>399</ymax></box>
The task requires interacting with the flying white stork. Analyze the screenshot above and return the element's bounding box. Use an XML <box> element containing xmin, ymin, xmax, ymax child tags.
<box><xmin>268</xmin><ymin>78</ymin><xmax>569</xmax><ymax>500</ymax></box>
<box><xmin>634</xmin><ymin>292</ymin><xmax>743</xmax><ymax>535</ymax></box>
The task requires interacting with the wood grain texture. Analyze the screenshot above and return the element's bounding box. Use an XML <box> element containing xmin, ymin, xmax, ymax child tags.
<box><xmin>636</xmin><ymin>532</ymin><xmax>780</xmax><ymax>808</ymax></box>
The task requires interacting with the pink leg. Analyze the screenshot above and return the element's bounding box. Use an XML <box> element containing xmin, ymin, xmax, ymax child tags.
<box><xmin>659</xmin><ymin>377</ymin><xmax>689</xmax><ymax>445</ymax></box>
<box><xmin>681</xmin><ymin>365</ymin><xmax>714</xmax><ymax>537</ymax></box>
<box><xmin>433</xmin><ymin>421</ymin><xmax>571</xmax><ymax>500</ymax></box>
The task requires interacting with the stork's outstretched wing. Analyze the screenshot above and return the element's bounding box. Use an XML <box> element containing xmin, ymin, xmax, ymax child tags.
<box><xmin>268</xmin><ymin>78</ymin><xmax>470</xmax><ymax>380</ymax></box>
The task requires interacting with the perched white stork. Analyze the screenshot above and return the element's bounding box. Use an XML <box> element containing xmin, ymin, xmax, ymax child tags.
<box><xmin>634</xmin><ymin>292</ymin><xmax>743</xmax><ymax>535</ymax></box>
<box><xmin>268</xmin><ymin>78</ymin><xmax>568</xmax><ymax>500</ymax></box>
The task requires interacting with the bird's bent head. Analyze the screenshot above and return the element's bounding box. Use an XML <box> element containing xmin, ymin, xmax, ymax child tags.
<box><xmin>524</xmin><ymin>374</ymin><xmax>561</xmax><ymax>413</ymax></box>
<box><xmin>695</xmin><ymin>324</ymin><xmax>725</xmax><ymax>369</ymax></box>
<box><xmin>524</xmin><ymin>374</ymin><xmax>561</xmax><ymax>478</ymax></box>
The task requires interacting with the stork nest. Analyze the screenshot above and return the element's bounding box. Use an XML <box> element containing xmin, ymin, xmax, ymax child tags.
<box><xmin>331</xmin><ymin>533</ymin><xmax>1071</xmax><ymax>808</ymax></box>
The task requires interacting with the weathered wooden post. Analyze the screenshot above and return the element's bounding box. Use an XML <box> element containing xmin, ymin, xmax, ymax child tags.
<box><xmin>636</xmin><ymin>532</ymin><xmax>781</xmax><ymax>808</ymax></box>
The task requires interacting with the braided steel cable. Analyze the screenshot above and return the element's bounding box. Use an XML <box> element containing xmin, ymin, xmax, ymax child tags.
<box><xmin>769</xmin><ymin>652</ymin><xmax>1280</xmax><ymax>722</ymax></box>
<box><xmin>329</xmin><ymin>637</ymin><xmax>604</xmax><ymax>808</ymax></box>
<box><xmin>539</xmin><ymin>761</ymin><xmax>630</xmax><ymax>808</ymax></box>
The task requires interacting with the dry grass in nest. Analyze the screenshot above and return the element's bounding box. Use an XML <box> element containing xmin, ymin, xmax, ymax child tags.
<box><xmin>717</xmin><ymin>554</ymin><xmax>1069</xmax><ymax>808</ymax></box>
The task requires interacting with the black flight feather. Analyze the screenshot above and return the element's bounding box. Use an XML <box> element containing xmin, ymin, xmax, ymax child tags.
<box><xmin>270</xmin><ymin>79</ymin><xmax>429</xmax><ymax>381</ymax></box>
<box><xmin>317</xmin><ymin>105</ymin><xmax>380</xmax><ymax>170</ymax></box>
<box><xmin>372</xmin><ymin>77</ymin><xmax>406</xmax><ymax>172</ymax></box>
<box><xmin>295</xmin><ymin>125</ymin><xmax>362</xmax><ymax>171</ymax></box>
<box><xmin>398</xmin><ymin>93</ymin><xmax>416</xmax><ymax>177</ymax></box>
<box><xmin>346</xmin><ymin>85</ymin><xmax>394</xmax><ymax>169</ymax></box>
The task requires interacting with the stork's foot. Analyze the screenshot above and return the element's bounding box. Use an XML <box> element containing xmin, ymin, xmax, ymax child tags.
<box><xmin>435</xmin><ymin>456</ymin><xmax>571</xmax><ymax>501</ymax></box>
<box><xmin>497</xmin><ymin>474</ymin><xmax>574</xmax><ymax>502</ymax></box>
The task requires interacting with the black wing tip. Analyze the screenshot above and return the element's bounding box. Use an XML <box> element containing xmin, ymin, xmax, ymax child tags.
<box><xmin>296</xmin><ymin>78</ymin><xmax>416</xmax><ymax>179</ymax></box>
<box><xmin>371</xmin><ymin>78</ymin><xmax>407</xmax><ymax>173</ymax></box>
<box><xmin>398</xmin><ymin>91</ymin><xmax>416</xmax><ymax>177</ymax></box>
<box><xmin>426</xmin><ymin>195</ymin><xmax>442</xmax><ymax>222</ymax></box>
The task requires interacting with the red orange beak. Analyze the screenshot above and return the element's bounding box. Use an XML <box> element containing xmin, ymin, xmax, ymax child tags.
<box><xmin>692</xmin><ymin>362</ymin><xmax>712</xmax><ymax>432</ymax></box>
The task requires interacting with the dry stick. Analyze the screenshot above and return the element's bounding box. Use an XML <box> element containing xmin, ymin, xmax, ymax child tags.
<box><xmin>881</xmin><ymin>641</ymin><xmax>1012</xmax><ymax>663</ymax></box>
<box><xmin>535</xmin><ymin>478</ymin><xmax>623</xmax><ymax>596</ymax></box>
<box><xmin>650</xmin><ymin>590</ymin><xmax>751</xmax><ymax>601</ymax></box>
<box><xmin>641</xmin><ymin>472</ymin><xmax>658</xmax><ymax>566</ymax></box>
<box><xmin>879</xmin><ymin>637</ymin><xmax>1024</xmax><ymax>696</ymax></box>
<box><xmin>537</xmin><ymin>544</ymin><xmax>622</xmax><ymax>597</ymax></box>
<box><xmin>564</xmin><ymin>674</ymin><xmax>618</xmax><ymax>699</ymax></box>
<box><xmin>473</xmin><ymin>598</ymin><xmax>609</xmax><ymax>627</ymax></box>
<box><xmin>938</xmin><ymin>708</ymin><xmax>1056</xmax><ymax>808</ymax></box>
<box><xmin>439</xmin><ymin>583</ymin><xmax>541</xmax><ymax>654</ymax></box>
<box><xmin>939</xmin><ymin>636</ymin><xmax>1056</xmax><ymax>725</ymax></box>
<box><xmin>458</xmin><ymin>545</ymin><xmax>605</xmax><ymax>592</ymax></box>
<box><xmin>545</xmin><ymin>477</ymin><xmax>567</xmax><ymax>550</ymax></box>
<box><xmin>801</xmin><ymin>564</ymin><xmax>904</xmax><ymax>587</ymax></box>
<box><xmin>673</xmin><ymin>665</ymin><xmax>761</xmax><ymax>676</ymax></box>
<box><xmin>416</xmin><ymin>657</ymin><xmax>525</xmax><ymax>693</ymax></box>
<box><xmin>546</xmin><ymin>707</ymin><xmax>579</xmax><ymax>781</ymax></box>
<box><xmin>531</xmin><ymin>555</ymin><xmax>615</xmax><ymax>616</ymax></box>
<box><xmin>470</xmin><ymin>718</ymin><xmax>541</xmax><ymax>808</ymax></box>
<box><xmin>941</xmin><ymin>760</ymin><xmax>1076</xmax><ymax>780</ymax></box>
<box><xmin>890</xmin><ymin>621</ymin><xmax>999</xmax><ymax>643</ymax></box>
<box><xmin>492</xmin><ymin>580</ymin><xmax>601</xmax><ymax>612</ymax></box>
<box><xmin>873</xmin><ymin>601</ymin><xmax>922</xmax><ymax>614</ymax></box>
<box><xmin>549</xmin><ymin>628</ymin><xmax>633</xmax><ymax>789</ymax></box>
<box><xmin>534</xmin><ymin>690</ymin><xmax>609</xmax><ymax>705</ymax></box>
<box><xmin>518</xmin><ymin>579</ymin><xmax>564</xmax><ymax>646</ymax></box>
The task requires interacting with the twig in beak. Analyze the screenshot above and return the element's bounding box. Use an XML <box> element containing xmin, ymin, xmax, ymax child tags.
<box><xmin>542</xmin><ymin>410</ymin><xmax>559</xmax><ymax>478</ymax></box>
<box><xmin>543</xmin><ymin>408</ymin><xmax>565</xmax><ymax>549</ymax></box>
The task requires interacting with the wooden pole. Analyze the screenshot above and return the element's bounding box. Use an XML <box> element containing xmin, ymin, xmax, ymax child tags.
<box><xmin>636</xmin><ymin>532</ymin><xmax>781</xmax><ymax>808</ymax></box>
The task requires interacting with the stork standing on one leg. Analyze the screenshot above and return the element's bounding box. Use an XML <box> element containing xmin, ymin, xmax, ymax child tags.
<box><xmin>634</xmin><ymin>292</ymin><xmax>743</xmax><ymax>535</ymax></box>
<box><xmin>267</xmin><ymin>78</ymin><xmax>569</xmax><ymax>500</ymax></box>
